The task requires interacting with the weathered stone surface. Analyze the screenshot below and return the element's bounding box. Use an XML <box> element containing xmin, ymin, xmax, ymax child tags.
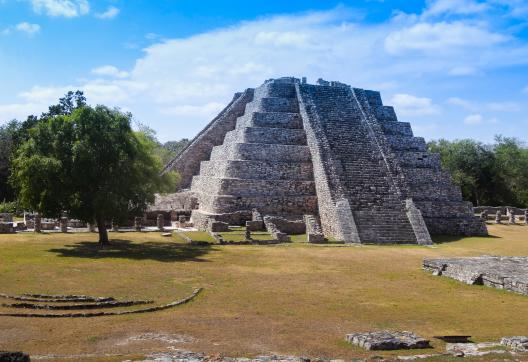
<box><xmin>165</xmin><ymin>77</ymin><xmax>486</xmax><ymax>244</ymax></box>
<box><xmin>501</xmin><ymin>336</ymin><xmax>528</xmax><ymax>351</ymax></box>
<box><xmin>0</xmin><ymin>351</ymin><xmax>31</xmax><ymax>362</ymax></box>
<box><xmin>0</xmin><ymin>222</ymin><xmax>14</xmax><ymax>234</ymax></box>
<box><xmin>157</xmin><ymin>214</ymin><xmax>165</xmax><ymax>231</ymax></box>
<box><xmin>345</xmin><ymin>331</ymin><xmax>430</xmax><ymax>350</ymax></box>
<box><xmin>0</xmin><ymin>213</ymin><xmax>13</xmax><ymax>222</ymax></box>
<box><xmin>60</xmin><ymin>217</ymin><xmax>68</xmax><ymax>233</ymax></box>
<box><xmin>134</xmin><ymin>217</ymin><xmax>143</xmax><ymax>231</ymax></box>
<box><xmin>208</xmin><ymin>221</ymin><xmax>229</xmax><ymax>233</ymax></box>
<box><xmin>424</xmin><ymin>256</ymin><xmax>528</xmax><ymax>296</ymax></box>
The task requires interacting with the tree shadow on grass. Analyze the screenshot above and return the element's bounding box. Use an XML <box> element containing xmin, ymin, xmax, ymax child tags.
<box><xmin>48</xmin><ymin>239</ymin><xmax>214</xmax><ymax>262</ymax></box>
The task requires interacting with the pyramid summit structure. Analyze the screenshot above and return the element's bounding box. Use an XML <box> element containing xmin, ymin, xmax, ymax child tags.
<box><xmin>163</xmin><ymin>77</ymin><xmax>487</xmax><ymax>244</ymax></box>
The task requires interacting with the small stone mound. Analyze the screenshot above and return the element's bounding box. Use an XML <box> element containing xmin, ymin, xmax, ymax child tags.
<box><xmin>345</xmin><ymin>331</ymin><xmax>430</xmax><ymax>351</ymax></box>
<box><xmin>501</xmin><ymin>336</ymin><xmax>528</xmax><ymax>351</ymax></box>
<box><xmin>0</xmin><ymin>351</ymin><xmax>31</xmax><ymax>362</ymax></box>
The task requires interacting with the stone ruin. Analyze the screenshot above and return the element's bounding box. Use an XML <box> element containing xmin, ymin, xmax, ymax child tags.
<box><xmin>424</xmin><ymin>256</ymin><xmax>528</xmax><ymax>296</ymax></box>
<box><xmin>161</xmin><ymin>77</ymin><xmax>487</xmax><ymax>244</ymax></box>
<box><xmin>346</xmin><ymin>331</ymin><xmax>430</xmax><ymax>350</ymax></box>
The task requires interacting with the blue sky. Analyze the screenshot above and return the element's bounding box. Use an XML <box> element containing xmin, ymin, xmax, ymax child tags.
<box><xmin>1</xmin><ymin>0</ymin><xmax>527</xmax><ymax>143</ymax></box>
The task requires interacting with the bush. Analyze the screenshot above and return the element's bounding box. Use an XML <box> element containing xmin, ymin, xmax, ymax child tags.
<box><xmin>0</xmin><ymin>200</ymin><xmax>17</xmax><ymax>214</ymax></box>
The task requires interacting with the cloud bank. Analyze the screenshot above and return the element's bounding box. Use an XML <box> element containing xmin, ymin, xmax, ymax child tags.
<box><xmin>2</xmin><ymin>1</ymin><xmax>527</xmax><ymax>141</ymax></box>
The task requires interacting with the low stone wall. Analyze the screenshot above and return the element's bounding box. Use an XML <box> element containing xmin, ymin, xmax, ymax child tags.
<box><xmin>262</xmin><ymin>216</ymin><xmax>306</xmax><ymax>235</ymax></box>
<box><xmin>475</xmin><ymin>206</ymin><xmax>527</xmax><ymax>215</ymax></box>
<box><xmin>0</xmin><ymin>222</ymin><xmax>15</xmax><ymax>234</ymax></box>
<box><xmin>0</xmin><ymin>213</ymin><xmax>13</xmax><ymax>222</ymax></box>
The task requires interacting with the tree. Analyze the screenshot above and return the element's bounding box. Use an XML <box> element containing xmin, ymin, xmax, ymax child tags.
<box><xmin>428</xmin><ymin>139</ymin><xmax>501</xmax><ymax>206</ymax></box>
<box><xmin>0</xmin><ymin>120</ymin><xmax>19</xmax><ymax>201</ymax></box>
<box><xmin>11</xmin><ymin>105</ymin><xmax>177</xmax><ymax>244</ymax></box>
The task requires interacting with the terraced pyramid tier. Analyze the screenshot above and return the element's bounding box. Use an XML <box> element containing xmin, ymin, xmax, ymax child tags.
<box><xmin>164</xmin><ymin>77</ymin><xmax>487</xmax><ymax>243</ymax></box>
<box><xmin>190</xmin><ymin>79</ymin><xmax>318</xmax><ymax>228</ymax></box>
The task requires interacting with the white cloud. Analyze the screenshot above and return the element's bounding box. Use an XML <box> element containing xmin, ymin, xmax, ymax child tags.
<box><xmin>486</xmin><ymin>101</ymin><xmax>521</xmax><ymax>112</ymax></box>
<box><xmin>464</xmin><ymin>114</ymin><xmax>484</xmax><ymax>124</ymax></box>
<box><xmin>159</xmin><ymin>102</ymin><xmax>225</xmax><ymax>117</ymax></box>
<box><xmin>91</xmin><ymin>65</ymin><xmax>129</xmax><ymax>78</ymax></box>
<box><xmin>15</xmin><ymin>22</ymin><xmax>41</xmax><ymax>35</ymax></box>
<box><xmin>448</xmin><ymin>66</ymin><xmax>477</xmax><ymax>76</ymax></box>
<box><xmin>30</xmin><ymin>0</ymin><xmax>90</xmax><ymax>18</ymax></box>
<box><xmin>423</xmin><ymin>0</ymin><xmax>489</xmax><ymax>17</ymax></box>
<box><xmin>95</xmin><ymin>6</ymin><xmax>119</xmax><ymax>20</ymax></box>
<box><xmin>389</xmin><ymin>94</ymin><xmax>440</xmax><ymax>116</ymax></box>
<box><xmin>448</xmin><ymin>97</ymin><xmax>522</xmax><ymax>112</ymax></box>
<box><xmin>385</xmin><ymin>22</ymin><xmax>507</xmax><ymax>55</ymax></box>
<box><xmin>522</xmin><ymin>86</ymin><xmax>528</xmax><ymax>94</ymax></box>
<box><xmin>448</xmin><ymin>97</ymin><xmax>477</xmax><ymax>111</ymax></box>
<box><xmin>1</xmin><ymin>7</ymin><xmax>527</xmax><ymax>141</ymax></box>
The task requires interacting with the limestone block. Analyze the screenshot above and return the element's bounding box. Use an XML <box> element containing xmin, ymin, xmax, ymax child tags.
<box><xmin>345</xmin><ymin>331</ymin><xmax>430</xmax><ymax>350</ymax></box>
<box><xmin>501</xmin><ymin>336</ymin><xmax>528</xmax><ymax>351</ymax></box>
<box><xmin>208</xmin><ymin>221</ymin><xmax>230</xmax><ymax>233</ymax></box>
<box><xmin>424</xmin><ymin>256</ymin><xmax>528</xmax><ymax>296</ymax></box>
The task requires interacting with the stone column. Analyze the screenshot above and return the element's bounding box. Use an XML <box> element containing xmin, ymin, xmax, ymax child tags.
<box><xmin>60</xmin><ymin>217</ymin><xmax>68</xmax><ymax>233</ymax></box>
<box><xmin>495</xmin><ymin>211</ymin><xmax>502</xmax><ymax>224</ymax></box>
<box><xmin>245</xmin><ymin>229</ymin><xmax>252</xmax><ymax>241</ymax></box>
<box><xmin>111</xmin><ymin>220</ymin><xmax>119</xmax><ymax>232</ymax></box>
<box><xmin>34</xmin><ymin>213</ymin><xmax>41</xmax><ymax>233</ymax></box>
<box><xmin>157</xmin><ymin>214</ymin><xmax>165</xmax><ymax>231</ymax></box>
<box><xmin>480</xmin><ymin>211</ymin><xmax>488</xmax><ymax>221</ymax></box>
<box><xmin>87</xmin><ymin>222</ymin><xmax>96</xmax><ymax>232</ymax></box>
<box><xmin>509</xmin><ymin>209</ymin><xmax>516</xmax><ymax>224</ymax></box>
<box><xmin>134</xmin><ymin>216</ymin><xmax>142</xmax><ymax>231</ymax></box>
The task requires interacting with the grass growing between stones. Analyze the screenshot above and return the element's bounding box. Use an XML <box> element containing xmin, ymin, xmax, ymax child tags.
<box><xmin>0</xmin><ymin>224</ymin><xmax>527</xmax><ymax>361</ymax></box>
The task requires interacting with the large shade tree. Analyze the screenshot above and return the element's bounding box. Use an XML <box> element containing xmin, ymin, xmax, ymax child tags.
<box><xmin>11</xmin><ymin>104</ymin><xmax>176</xmax><ymax>244</ymax></box>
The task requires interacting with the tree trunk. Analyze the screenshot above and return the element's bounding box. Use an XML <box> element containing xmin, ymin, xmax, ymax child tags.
<box><xmin>97</xmin><ymin>217</ymin><xmax>109</xmax><ymax>245</ymax></box>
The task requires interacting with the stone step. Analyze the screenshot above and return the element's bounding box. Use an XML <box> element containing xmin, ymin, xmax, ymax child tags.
<box><xmin>386</xmin><ymin>135</ymin><xmax>427</xmax><ymax>151</ymax></box>
<box><xmin>396</xmin><ymin>151</ymin><xmax>442</xmax><ymax>169</ymax></box>
<box><xmin>198</xmin><ymin>160</ymin><xmax>314</xmax><ymax>180</ymax></box>
<box><xmin>423</xmin><ymin>216</ymin><xmax>488</xmax><ymax>236</ymax></box>
<box><xmin>191</xmin><ymin>177</ymin><xmax>316</xmax><ymax>197</ymax></box>
<box><xmin>354</xmin><ymin>210</ymin><xmax>417</xmax><ymax>244</ymax></box>
<box><xmin>408</xmin><ymin>183</ymin><xmax>463</xmax><ymax>202</ymax></box>
<box><xmin>414</xmin><ymin>200</ymin><xmax>476</xmax><ymax>218</ymax></box>
<box><xmin>223</xmin><ymin>127</ymin><xmax>307</xmax><ymax>145</ymax></box>
<box><xmin>209</xmin><ymin>143</ymin><xmax>311</xmax><ymax>162</ymax></box>
<box><xmin>237</xmin><ymin>112</ymin><xmax>303</xmax><ymax>129</ymax></box>
<box><xmin>196</xmin><ymin>193</ymin><xmax>319</xmax><ymax>214</ymax></box>
<box><xmin>245</xmin><ymin>97</ymin><xmax>299</xmax><ymax>113</ymax></box>
<box><xmin>254</xmin><ymin>82</ymin><xmax>297</xmax><ymax>99</ymax></box>
<box><xmin>381</xmin><ymin>121</ymin><xmax>414</xmax><ymax>137</ymax></box>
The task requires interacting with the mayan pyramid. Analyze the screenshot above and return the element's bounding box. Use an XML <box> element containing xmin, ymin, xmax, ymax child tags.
<box><xmin>163</xmin><ymin>77</ymin><xmax>487</xmax><ymax>244</ymax></box>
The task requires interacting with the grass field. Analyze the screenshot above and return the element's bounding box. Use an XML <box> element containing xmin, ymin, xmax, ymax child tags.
<box><xmin>0</xmin><ymin>224</ymin><xmax>527</xmax><ymax>361</ymax></box>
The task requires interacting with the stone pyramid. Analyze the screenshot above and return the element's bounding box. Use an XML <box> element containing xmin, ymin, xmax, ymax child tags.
<box><xmin>164</xmin><ymin>77</ymin><xmax>487</xmax><ymax>244</ymax></box>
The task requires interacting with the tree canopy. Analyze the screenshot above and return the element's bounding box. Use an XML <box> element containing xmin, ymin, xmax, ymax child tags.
<box><xmin>428</xmin><ymin>137</ymin><xmax>528</xmax><ymax>207</ymax></box>
<box><xmin>11</xmin><ymin>104</ymin><xmax>177</xmax><ymax>244</ymax></box>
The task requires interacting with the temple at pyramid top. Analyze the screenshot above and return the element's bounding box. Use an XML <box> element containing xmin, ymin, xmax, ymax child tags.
<box><xmin>163</xmin><ymin>77</ymin><xmax>487</xmax><ymax>244</ymax></box>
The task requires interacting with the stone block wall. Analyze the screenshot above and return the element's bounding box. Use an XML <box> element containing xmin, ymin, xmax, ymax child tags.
<box><xmin>163</xmin><ymin>89</ymin><xmax>254</xmax><ymax>189</ymax></box>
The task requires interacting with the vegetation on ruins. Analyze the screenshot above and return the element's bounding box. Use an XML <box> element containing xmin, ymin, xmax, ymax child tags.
<box><xmin>9</xmin><ymin>93</ymin><xmax>177</xmax><ymax>244</ymax></box>
<box><xmin>428</xmin><ymin>137</ymin><xmax>528</xmax><ymax>208</ymax></box>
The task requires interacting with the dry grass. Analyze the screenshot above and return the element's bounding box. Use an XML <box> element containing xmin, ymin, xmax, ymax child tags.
<box><xmin>0</xmin><ymin>224</ymin><xmax>527</xmax><ymax>361</ymax></box>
